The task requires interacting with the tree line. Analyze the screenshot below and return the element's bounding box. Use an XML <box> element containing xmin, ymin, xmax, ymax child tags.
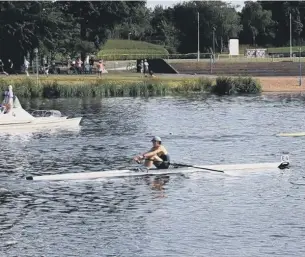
<box><xmin>0</xmin><ymin>1</ymin><xmax>305</xmax><ymax>67</ymax></box>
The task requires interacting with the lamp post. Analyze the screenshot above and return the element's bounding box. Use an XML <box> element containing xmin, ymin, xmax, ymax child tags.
<box><xmin>212</xmin><ymin>27</ymin><xmax>216</xmax><ymax>62</ymax></box>
<box><xmin>34</xmin><ymin>48</ymin><xmax>39</xmax><ymax>87</ymax></box>
<box><xmin>289</xmin><ymin>13</ymin><xmax>292</xmax><ymax>58</ymax></box>
<box><xmin>299</xmin><ymin>46</ymin><xmax>302</xmax><ymax>86</ymax></box>
<box><xmin>197</xmin><ymin>12</ymin><xmax>200</xmax><ymax>62</ymax></box>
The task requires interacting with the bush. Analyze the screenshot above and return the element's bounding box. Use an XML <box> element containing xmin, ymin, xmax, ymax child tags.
<box><xmin>213</xmin><ymin>76</ymin><xmax>261</xmax><ymax>95</ymax></box>
<box><xmin>234</xmin><ymin>77</ymin><xmax>262</xmax><ymax>94</ymax></box>
<box><xmin>213</xmin><ymin>77</ymin><xmax>235</xmax><ymax>95</ymax></box>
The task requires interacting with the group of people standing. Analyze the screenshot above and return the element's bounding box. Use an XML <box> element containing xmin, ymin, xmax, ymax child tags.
<box><xmin>138</xmin><ymin>59</ymin><xmax>154</xmax><ymax>77</ymax></box>
<box><xmin>0</xmin><ymin>57</ymin><xmax>153</xmax><ymax>77</ymax></box>
<box><xmin>0</xmin><ymin>59</ymin><xmax>17</xmax><ymax>75</ymax></box>
<box><xmin>70</xmin><ymin>57</ymin><xmax>107</xmax><ymax>76</ymax></box>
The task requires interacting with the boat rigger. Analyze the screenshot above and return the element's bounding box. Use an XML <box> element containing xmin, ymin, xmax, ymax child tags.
<box><xmin>26</xmin><ymin>158</ymin><xmax>290</xmax><ymax>181</ymax></box>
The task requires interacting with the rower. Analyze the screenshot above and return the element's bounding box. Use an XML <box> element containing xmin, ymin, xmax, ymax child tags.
<box><xmin>2</xmin><ymin>85</ymin><xmax>14</xmax><ymax>114</ymax></box>
<box><xmin>133</xmin><ymin>136</ymin><xmax>170</xmax><ymax>170</ymax></box>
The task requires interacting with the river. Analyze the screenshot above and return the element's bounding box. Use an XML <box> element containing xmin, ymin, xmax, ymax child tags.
<box><xmin>1</xmin><ymin>94</ymin><xmax>305</xmax><ymax>257</ymax></box>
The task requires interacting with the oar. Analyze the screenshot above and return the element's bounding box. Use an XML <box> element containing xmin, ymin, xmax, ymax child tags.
<box><xmin>171</xmin><ymin>163</ymin><xmax>224</xmax><ymax>173</ymax></box>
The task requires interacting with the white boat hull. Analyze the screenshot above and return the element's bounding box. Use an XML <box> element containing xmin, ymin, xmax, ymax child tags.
<box><xmin>0</xmin><ymin>117</ymin><xmax>81</xmax><ymax>130</ymax></box>
<box><xmin>0</xmin><ymin>96</ymin><xmax>82</xmax><ymax>132</ymax></box>
<box><xmin>26</xmin><ymin>161</ymin><xmax>289</xmax><ymax>181</ymax></box>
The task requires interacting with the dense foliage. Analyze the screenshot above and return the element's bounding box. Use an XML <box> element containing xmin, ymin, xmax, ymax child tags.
<box><xmin>1</xmin><ymin>1</ymin><xmax>304</xmax><ymax>66</ymax></box>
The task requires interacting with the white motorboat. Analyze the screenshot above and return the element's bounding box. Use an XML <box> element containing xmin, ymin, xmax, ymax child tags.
<box><xmin>0</xmin><ymin>87</ymin><xmax>82</xmax><ymax>131</ymax></box>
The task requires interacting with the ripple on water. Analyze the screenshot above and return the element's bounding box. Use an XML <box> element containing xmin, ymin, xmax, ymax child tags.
<box><xmin>1</xmin><ymin>95</ymin><xmax>305</xmax><ymax>257</ymax></box>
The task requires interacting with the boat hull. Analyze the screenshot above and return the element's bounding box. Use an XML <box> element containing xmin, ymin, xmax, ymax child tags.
<box><xmin>0</xmin><ymin>91</ymin><xmax>82</xmax><ymax>132</ymax></box>
<box><xmin>0</xmin><ymin>117</ymin><xmax>82</xmax><ymax>132</ymax></box>
<box><xmin>26</xmin><ymin>161</ymin><xmax>289</xmax><ymax>181</ymax></box>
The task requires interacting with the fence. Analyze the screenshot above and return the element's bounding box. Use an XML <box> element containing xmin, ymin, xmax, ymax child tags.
<box><xmin>17</xmin><ymin>52</ymin><xmax>305</xmax><ymax>76</ymax></box>
<box><xmin>97</xmin><ymin>52</ymin><xmax>305</xmax><ymax>62</ymax></box>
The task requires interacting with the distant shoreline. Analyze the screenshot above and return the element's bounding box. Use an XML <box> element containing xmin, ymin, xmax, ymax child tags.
<box><xmin>0</xmin><ymin>73</ymin><xmax>303</xmax><ymax>95</ymax></box>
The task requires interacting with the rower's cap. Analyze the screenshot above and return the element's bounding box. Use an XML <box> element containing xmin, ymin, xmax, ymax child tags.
<box><xmin>151</xmin><ymin>136</ymin><xmax>161</xmax><ymax>142</ymax></box>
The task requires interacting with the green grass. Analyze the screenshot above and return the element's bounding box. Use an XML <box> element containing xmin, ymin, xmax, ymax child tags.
<box><xmin>97</xmin><ymin>39</ymin><xmax>169</xmax><ymax>60</ymax></box>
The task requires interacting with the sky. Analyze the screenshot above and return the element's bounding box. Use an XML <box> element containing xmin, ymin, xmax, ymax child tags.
<box><xmin>146</xmin><ymin>0</ymin><xmax>245</xmax><ymax>10</ymax></box>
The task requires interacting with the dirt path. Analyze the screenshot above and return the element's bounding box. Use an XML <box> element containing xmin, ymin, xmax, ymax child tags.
<box><xmin>158</xmin><ymin>74</ymin><xmax>305</xmax><ymax>93</ymax></box>
<box><xmin>256</xmin><ymin>76</ymin><xmax>305</xmax><ymax>92</ymax></box>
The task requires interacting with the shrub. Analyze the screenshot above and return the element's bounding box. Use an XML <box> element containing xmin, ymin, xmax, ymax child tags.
<box><xmin>234</xmin><ymin>77</ymin><xmax>262</xmax><ymax>94</ymax></box>
<box><xmin>213</xmin><ymin>76</ymin><xmax>261</xmax><ymax>95</ymax></box>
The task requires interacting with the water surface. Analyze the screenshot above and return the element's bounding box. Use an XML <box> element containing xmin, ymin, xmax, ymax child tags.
<box><xmin>1</xmin><ymin>94</ymin><xmax>305</xmax><ymax>257</ymax></box>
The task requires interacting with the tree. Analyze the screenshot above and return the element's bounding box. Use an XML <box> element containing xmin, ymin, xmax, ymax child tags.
<box><xmin>259</xmin><ymin>1</ymin><xmax>305</xmax><ymax>46</ymax></box>
<box><xmin>111</xmin><ymin>6</ymin><xmax>152</xmax><ymax>41</ymax></box>
<box><xmin>240</xmin><ymin>1</ymin><xmax>275</xmax><ymax>46</ymax></box>
<box><xmin>57</xmin><ymin>1</ymin><xmax>146</xmax><ymax>60</ymax></box>
<box><xmin>172</xmin><ymin>1</ymin><xmax>241</xmax><ymax>53</ymax></box>
<box><xmin>211</xmin><ymin>3</ymin><xmax>242</xmax><ymax>53</ymax></box>
<box><xmin>0</xmin><ymin>1</ymin><xmax>73</xmax><ymax>68</ymax></box>
<box><xmin>147</xmin><ymin>6</ymin><xmax>179</xmax><ymax>53</ymax></box>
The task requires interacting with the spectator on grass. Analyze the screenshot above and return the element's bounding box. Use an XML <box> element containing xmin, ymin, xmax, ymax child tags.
<box><xmin>89</xmin><ymin>57</ymin><xmax>94</xmax><ymax>74</ymax></box>
<box><xmin>138</xmin><ymin>60</ymin><xmax>144</xmax><ymax>74</ymax></box>
<box><xmin>70</xmin><ymin>60</ymin><xmax>76</xmax><ymax>74</ymax></box>
<box><xmin>97</xmin><ymin>60</ymin><xmax>104</xmax><ymax>77</ymax></box>
<box><xmin>149</xmin><ymin>69</ymin><xmax>156</xmax><ymax>78</ymax></box>
<box><xmin>0</xmin><ymin>59</ymin><xmax>8</xmax><ymax>76</ymax></box>
<box><xmin>44</xmin><ymin>62</ymin><xmax>49</xmax><ymax>76</ymax></box>
<box><xmin>144</xmin><ymin>59</ymin><xmax>149</xmax><ymax>76</ymax></box>
<box><xmin>7</xmin><ymin>59</ymin><xmax>16</xmax><ymax>75</ymax></box>
<box><xmin>76</xmin><ymin>57</ymin><xmax>82</xmax><ymax>74</ymax></box>
<box><xmin>24</xmin><ymin>58</ymin><xmax>29</xmax><ymax>76</ymax></box>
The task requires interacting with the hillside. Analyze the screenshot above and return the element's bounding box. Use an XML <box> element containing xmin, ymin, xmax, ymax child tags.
<box><xmin>97</xmin><ymin>39</ymin><xmax>169</xmax><ymax>60</ymax></box>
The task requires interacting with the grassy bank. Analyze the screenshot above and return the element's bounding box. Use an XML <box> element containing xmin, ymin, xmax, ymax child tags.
<box><xmin>96</xmin><ymin>40</ymin><xmax>305</xmax><ymax>61</ymax></box>
<box><xmin>0</xmin><ymin>75</ymin><xmax>261</xmax><ymax>98</ymax></box>
<box><xmin>97</xmin><ymin>39</ymin><xmax>169</xmax><ymax>60</ymax></box>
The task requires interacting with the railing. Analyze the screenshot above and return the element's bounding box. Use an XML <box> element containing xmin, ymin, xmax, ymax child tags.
<box><xmin>95</xmin><ymin>53</ymin><xmax>305</xmax><ymax>62</ymax></box>
<box><xmin>15</xmin><ymin>53</ymin><xmax>305</xmax><ymax>76</ymax></box>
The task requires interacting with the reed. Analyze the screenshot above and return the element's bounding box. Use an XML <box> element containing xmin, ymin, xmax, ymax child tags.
<box><xmin>0</xmin><ymin>75</ymin><xmax>261</xmax><ymax>98</ymax></box>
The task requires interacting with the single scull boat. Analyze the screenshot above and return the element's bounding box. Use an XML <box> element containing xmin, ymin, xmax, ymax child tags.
<box><xmin>26</xmin><ymin>158</ymin><xmax>290</xmax><ymax>181</ymax></box>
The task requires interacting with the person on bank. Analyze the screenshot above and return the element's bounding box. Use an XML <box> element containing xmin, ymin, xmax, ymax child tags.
<box><xmin>133</xmin><ymin>136</ymin><xmax>170</xmax><ymax>169</ymax></box>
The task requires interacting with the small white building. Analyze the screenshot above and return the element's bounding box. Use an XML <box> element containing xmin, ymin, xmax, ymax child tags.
<box><xmin>229</xmin><ymin>38</ymin><xmax>239</xmax><ymax>56</ymax></box>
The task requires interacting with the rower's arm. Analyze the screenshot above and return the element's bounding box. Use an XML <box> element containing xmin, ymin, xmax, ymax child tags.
<box><xmin>143</xmin><ymin>148</ymin><xmax>161</xmax><ymax>158</ymax></box>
